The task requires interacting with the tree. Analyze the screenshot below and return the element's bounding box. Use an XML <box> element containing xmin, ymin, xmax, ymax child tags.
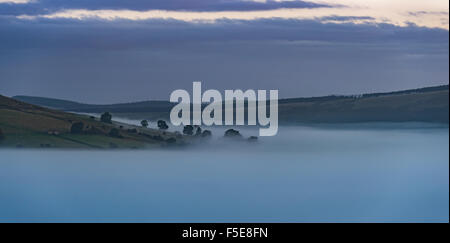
<box><xmin>224</xmin><ymin>129</ymin><xmax>242</xmax><ymax>138</ymax></box>
<box><xmin>70</xmin><ymin>122</ymin><xmax>84</xmax><ymax>134</ymax></box>
<box><xmin>0</xmin><ymin>128</ymin><xmax>4</xmax><ymax>141</ymax></box>
<box><xmin>195</xmin><ymin>127</ymin><xmax>202</xmax><ymax>136</ymax></box>
<box><xmin>141</xmin><ymin>120</ymin><xmax>149</xmax><ymax>128</ymax></box>
<box><xmin>201</xmin><ymin>130</ymin><xmax>212</xmax><ymax>138</ymax></box>
<box><xmin>183</xmin><ymin>125</ymin><xmax>194</xmax><ymax>135</ymax></box>
<box><xmin>157</xmin><ymin>120</ymin><xmax>169</xmax><ymax>130</ymax></box>
<box><xmin>100</xmin><ymin>112</ymin><xmax>112</xmax><ymax>123</ymax></box>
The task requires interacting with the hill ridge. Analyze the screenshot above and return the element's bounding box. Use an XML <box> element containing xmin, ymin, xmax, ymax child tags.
<box><xmin>13</xmin><ymin>84</ymin><xmax>449</xmax><ymax>108</ymax></box>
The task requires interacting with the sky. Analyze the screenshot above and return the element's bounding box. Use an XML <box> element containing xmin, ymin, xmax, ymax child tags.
<box><xmin>0</xmin><ymin>0</ymin><xmax>448</xmax><ymax>104</ymax></box>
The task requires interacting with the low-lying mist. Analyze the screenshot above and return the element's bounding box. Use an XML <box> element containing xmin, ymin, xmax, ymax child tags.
<box><xmin>76</xmin><ymin>112</ymin><xmax>450</xmax><ymax>152</ymax></box>
<box><xmin>1</xmin><ymin>120</ymin><xmax>448</xmax><ymax>222</ymax></box>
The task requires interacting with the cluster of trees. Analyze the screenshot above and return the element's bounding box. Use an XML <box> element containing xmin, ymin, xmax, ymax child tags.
<box><xmin>223</xmin><ymin>129</ymin><xmax>258</xmax><ymax>142</ymax></box>
<box><xmin>179</xmin><ymin>126</ymin><xmax>255</xmax><ymax>141</ymax></box>
<box><xmin>96</xmin><ymin>112</ymin><xmax>259</xmax><ymax>144</ymax></box>
<box><xmin>140</xmin><ymin>119</ymin><xmax>169</xmax><ymax>130</ymax></box>
<box><xmin>224</xmin><ymin>129</ymin><xmax>241</xmax><ymax>138</ymax></box>
<box><xmin>182</xmin><ymin>125</ymin><xmax>212</xmax><ymax>138</ymax></box>
<box><xmin>183</xmin><ymin>125</ymin><xmax>194</xmax><ymax>135</ymax></box>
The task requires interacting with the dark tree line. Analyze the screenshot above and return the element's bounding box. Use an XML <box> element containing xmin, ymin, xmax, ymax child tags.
<box><xmin>182</xmin><ymin>125</ymin><xmax>212</xmax><ymax>138</ymax></box>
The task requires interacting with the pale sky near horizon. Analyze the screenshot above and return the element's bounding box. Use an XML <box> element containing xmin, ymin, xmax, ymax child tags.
<box><xmin>0</xmin><ymin>0</ymin><xmax>448</xmax><ymax>103</ymax></box>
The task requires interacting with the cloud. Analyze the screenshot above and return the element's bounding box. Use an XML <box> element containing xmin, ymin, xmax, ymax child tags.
<box><xmin>0</xmin><ymin>0</ymin><xmax>327</xmax><ymax>14</ymax></box>
<box><xmin>0</xmin><ymin>23</ymin><xmax>447</xmax><ymax>103</ymax></box>
<box><xmin>0</xmin><ymin>0</ymin><xmax>448</xmax><ymax>102</ymax></box>
<box><xmin>43</xmin><ymin>0</ymin><xmax>328</xmax><ymax>11</ymax></box>
<box><xmin>0</xmin><ymin>0</ymin><xmax>34</xmax><ymax>4</ymax></box>
<box><xmin>1</xmin><ymin>16</ymin><xmax>447</xmax><ymax>51</ymax></box>
<box><xmin>7</xmin><ymin>0</ymin><xmax>446</xmax><ymax>30</ymax></box>
<box><xmin>1</xmin><ymin>0</ymin><xmax>448</xmax><ymax>29</ymax></box>
<box><xmin>408</xmin><ymin>11</ymin><xmax>448</xmax><ymax>17</ymax></box>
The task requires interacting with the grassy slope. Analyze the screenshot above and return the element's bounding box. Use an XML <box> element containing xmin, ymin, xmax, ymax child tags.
<box><xmin>13</xmin><ymin>95</ymin><xmax>173</xmax><ymax>113</ymax></box>
<box><xmin>112</xmin><ymin>88</ymin><xmax>449</xmax><ymax>123</ymax></box>
<box><xmin>0</xmin><ymin>95</ymin><xmax>183</xmax><ymax>149</ymax></box>
<box><xmin>278</xmin><ymin>89</ymin><xmax>449</xmax><ymax>123</ymax></box>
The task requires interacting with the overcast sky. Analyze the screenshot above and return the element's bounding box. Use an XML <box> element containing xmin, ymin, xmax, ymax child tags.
<box><xmin>0</xmin><ymin>0</ymin><xmax>448</xmax><ymax>103</ymax></box>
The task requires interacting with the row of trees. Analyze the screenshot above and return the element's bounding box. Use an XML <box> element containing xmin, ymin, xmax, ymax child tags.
<box><xmin>99</xmin><ymin>112</ymin><xmax>215</xmax><ymax>139</ymax></box>
<box><xmin>138</xmin><ymin>117</ymin><xmax>213</xmax><ymax>138</ymax></box>
<box><xmin>182</xmin><ymin>125</ymin><xmax>212</xmax><ymax>137</ymax></box>
<box><xmin>140</xmin><ymin>119</ymin><xmax>169</xmax><ymax>130</ymax></box>
<box><xmin>101</xmin><ymin>113</ymin><xmax>208</xmax><ymax>135</ymax></box>
<box><xmin>70</xmin><ymin>111</ymin><xmax>255</xmax><ymax>144</ymax></box>
<box><xmin>139</xmin><ymin>118</ymin><xmax>212</xmax><ymax>137</ymax></box>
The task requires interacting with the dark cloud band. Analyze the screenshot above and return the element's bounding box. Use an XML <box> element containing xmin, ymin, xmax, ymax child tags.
<box><xmin>0</xmin><ymin>0</ymin><xmax>330</xmax><ymax>16</ymax></box>
<box><xmin>1</xmin><ymin>16</ymin><xmax>447</xmax><ymax>51</ymax></box>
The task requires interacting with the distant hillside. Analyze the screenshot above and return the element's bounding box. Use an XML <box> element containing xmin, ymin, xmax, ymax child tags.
<box><xmin>13</xmin><ymin>96</ymin><xmax>174</xmax><ymax>113</ymax></box>
<box><xmin>278</xmin><ymin>85</ymin><xmax>449</xmax><ymax>123</ymax></box>
<box><xmin>0</xmin><ymin>95</ymin><xmax>184</xmax><ymax>149</ymax></box>
<box><xmin>13</xmin><ymin>85</ymin><xmax>449</xmax><ymax>124</ymax></box>
<box><xmin>279</xmin><ymin>85</ymin><xmax>449</xmax><ymax>104</ymax></box>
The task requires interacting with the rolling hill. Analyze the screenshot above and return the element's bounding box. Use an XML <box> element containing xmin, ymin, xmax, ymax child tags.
<box><xmin>0</xmin><ymin>95</ymin><xmax>184</xmax><ymax>149</ymax></box>
<box><xmin>278</xmin><ymin>85</ymin><xmax>449</xmax><ymax>123</ymax></box>
<box><xmin>13</xmin><ymin>85</ymin><xmax>449</xmax><ymax>124</ymax></box>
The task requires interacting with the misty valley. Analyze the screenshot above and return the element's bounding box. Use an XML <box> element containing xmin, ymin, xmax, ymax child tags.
<box><xmin>0</xmin><ymin>124</ymin><xmax>448</xmax><ymax>222</ymax></box>
<box><xmin>0</xmin><ymin>86</ymin><xmax>448</xmax><ymax>222</ymax></box>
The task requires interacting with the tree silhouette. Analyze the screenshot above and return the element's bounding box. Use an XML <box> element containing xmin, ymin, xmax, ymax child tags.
<box><xmin>195</xmin><ymin>127</ymin><xmax>202</xmax><ymax>136</ymax></box>
<box><xmin>183</xmin><ymin>125</ymin><xmax>194</xmax><ymax>135</ymax></box>
<box><xmin>201</xmin><ymin>130</ymin><xmax>212</xmax><ymax>138</ymax></box>
<box><xmin>157</xmin><ymin>120</ymin><xmax>169</xmax><ymax>130</ymax></box>
<box><xmin>224</xmin><ymin>129</ymin><xmax>241</xmax><ymax>138</ymax></box>
<box><xmin>100</xmin><ymin>112</ymin><xmax>112</xmax><ymax>123</ymax></box>
<box><xmin>141</xmin><ymin>120</ymin><xmax>149</xmax><ymax>128</ymax></box>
